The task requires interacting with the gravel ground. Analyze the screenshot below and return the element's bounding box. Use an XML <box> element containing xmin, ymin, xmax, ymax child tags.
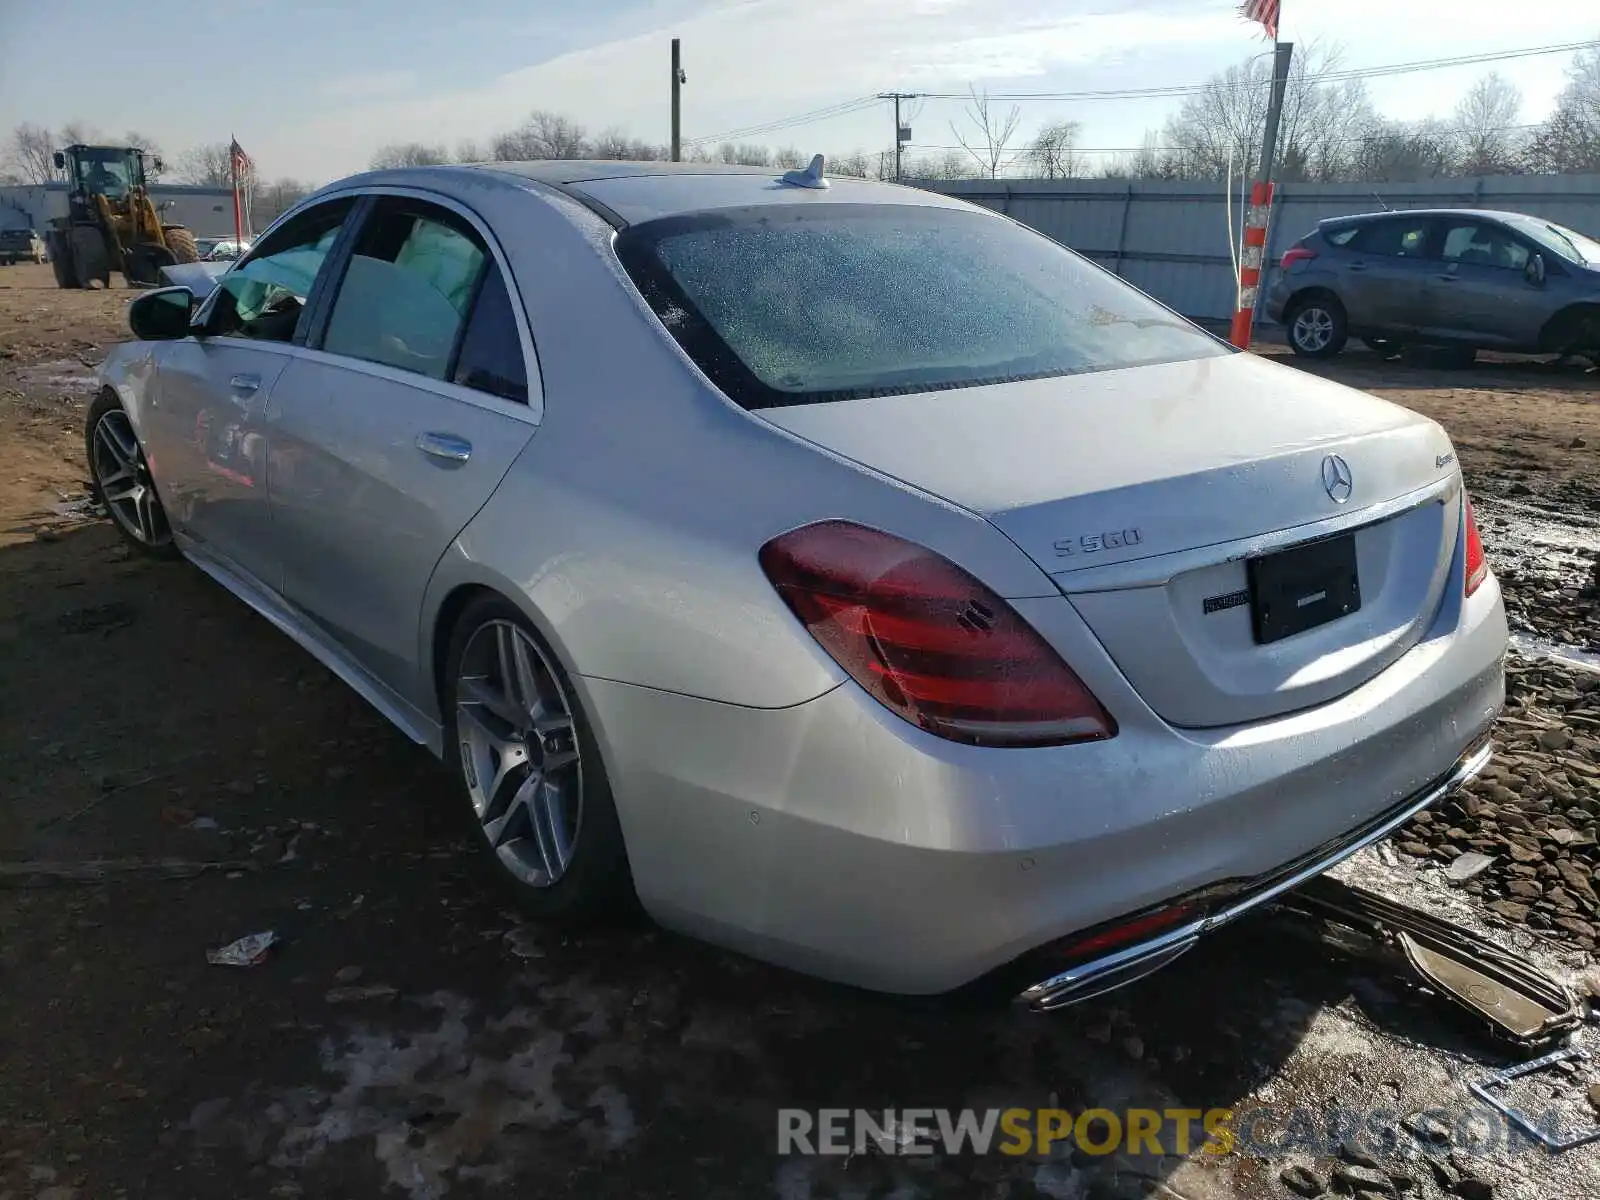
<box><xmin>1</xmin><ymin>264</ymin><xmax>1597</xmax><ymax>1200</ymax></box>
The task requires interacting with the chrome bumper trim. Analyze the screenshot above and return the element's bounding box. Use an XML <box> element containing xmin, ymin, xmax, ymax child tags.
<box><xmin>1021</xmin><ymin>739</ymin><xmax>1494</xmax><ymax>1012</ymax></box>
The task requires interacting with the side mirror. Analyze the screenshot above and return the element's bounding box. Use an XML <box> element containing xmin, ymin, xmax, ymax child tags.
<box><xmin>1526</xmin><ymin>253</ymin><xmax>1546</xmax><ymax>287</ymax></box>
<box><xmin>53</xmin><ymin>151</ymin><xmax>65</xmax><ymax>170</ymax></box>
<box><xmin>128</xmin><ymin>286</ymin><xmax>195</xmax><ymax>341</ymax></box>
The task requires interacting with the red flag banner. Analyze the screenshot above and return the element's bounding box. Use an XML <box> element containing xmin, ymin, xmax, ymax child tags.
<box><xmin>229</xmin><ymin>138</ymin><xmax>253</xmax><ymax>179</ymax></box>
<box><xmin>1240</xmin><ymin>0</ymin><xmax>1279</xmax><ymax>40</ymax></box>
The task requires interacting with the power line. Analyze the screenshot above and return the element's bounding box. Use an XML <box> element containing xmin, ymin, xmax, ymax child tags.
<box><xmin>683</xmin><ymin>38</ymin><xmax>1594</xmax><ymax>154</ymax></box>
<box><xmin>684</xmin><ymin>97</ymin><xmax>880</xmax><ymax>147</ymax></box>
<box><xmin>904</xmin><ymin>123</ymin><xmax>1546</xmax><ymax>158</ymax></box>
<box><xmin>906</xmin><ymin>39</ymin><xmax>1600</xmax><ymax>102</ymax></box>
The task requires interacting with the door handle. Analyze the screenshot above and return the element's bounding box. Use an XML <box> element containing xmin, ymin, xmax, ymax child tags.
<box><xmin>415</xmin><ymin>432</ymin><xmax>472</xmax><ymax>463</ymax></box>
<box><xmin>1436</xmin><ymin>274</ymin><xmax>1459</xmax><ymax>282</ymax></box>
<box><xmin>229</xmin><ymin>374</ymin><xmax>260</xmax><ymax>393</ymax></box>
<box><xmin>1346</xmin><ymin>262</ymin><xmax>1367</xmax><ymax>272</ymax></box>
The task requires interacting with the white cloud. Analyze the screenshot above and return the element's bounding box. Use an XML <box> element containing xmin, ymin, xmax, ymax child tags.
<box><xmin>255</xmin><ymin>0</ymin><xmax>1600</xmax><ymax>181</ymax></box>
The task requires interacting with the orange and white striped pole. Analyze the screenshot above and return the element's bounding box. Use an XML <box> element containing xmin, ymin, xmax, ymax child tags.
<box><xmin>1229</xmin><ymin>180</ymin><xmax>1274</xmax><ymax>349</ymax></box>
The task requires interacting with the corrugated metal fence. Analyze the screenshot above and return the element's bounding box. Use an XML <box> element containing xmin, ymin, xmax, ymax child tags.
<box><xmin>922</xmin><ymin>174</ymin><xmax>1600</xmax><ymax>323</ymax></box>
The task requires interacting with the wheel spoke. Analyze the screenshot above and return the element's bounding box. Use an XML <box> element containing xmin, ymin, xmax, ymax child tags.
<box><xmin>133</xmin><ymin>487</ymin><xmax>155</xmax><ymax>542</ymax></box>
<box><xmin>458</xmin><ymin>674</ymin><xmax>524</xmax><ymax>729</ymax></box>
<box><xmin>484</xmin><ymin>771</ymin><xmax>541</xmax><ymax>850</ymax></box>
<box><xmin>95</xmin><ymin>422</ymin><xmax>135</xmax><ymax>474</ymax></box>
<box><xmin>102</xmin><ymin>480</ymin><xmax>140</xmax><ymax>504</ymax></box>
<box><xmin>531</xmin><ymin>780</ymin><xmax>573</xmax><ymax>874</ymax></box>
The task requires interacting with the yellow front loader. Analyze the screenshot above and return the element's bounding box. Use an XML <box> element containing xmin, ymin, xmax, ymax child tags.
<box><xmin>46</xmin><ymin>145</ymin><xmax>200</xmax><ymax>289</ymax></box>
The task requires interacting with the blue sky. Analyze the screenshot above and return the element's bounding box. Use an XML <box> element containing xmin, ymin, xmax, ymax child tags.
<box><xmin>1</xmin><ymin>0</ymin><xmax>1595</xmax><ymax>182</ymax></box>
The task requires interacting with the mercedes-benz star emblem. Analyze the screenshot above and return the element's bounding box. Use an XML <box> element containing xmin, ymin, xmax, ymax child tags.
<box><xmin>1321</xmin><ymin>454</ymin><xmax>1354</xmax><ymax>504</ymax></box>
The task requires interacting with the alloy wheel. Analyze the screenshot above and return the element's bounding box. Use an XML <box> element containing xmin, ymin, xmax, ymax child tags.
<box><xmin>1292</xmin><ymin>306</ymin><xmax>1335</xmax><ymax>354</ymax></box>
<box><xmin>91</xmin><ymin>409</ymin><xmax>169</xmax><ymax>547</ymax></box>
<box><xmin>455</xmin><ymin>620</ymin><xmax>583</xmax><ymax>888</ymax></box>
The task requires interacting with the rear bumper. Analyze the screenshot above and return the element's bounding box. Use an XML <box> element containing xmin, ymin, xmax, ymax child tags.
<box><xmin>577</xmin><ymin>575</ymin><xmax>1506</xmax><ymax>996</ymax></box>
<box><xmin>1014</xmin><ymin>737</ymin><xmax>1493</xmax><ymax>1010</ymax></box>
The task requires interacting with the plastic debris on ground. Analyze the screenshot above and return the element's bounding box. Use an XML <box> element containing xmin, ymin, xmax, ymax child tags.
<box><xmin>207</xmin><ymin>931</ymin><xmax>277</xmax><ymax>967</ymax></box>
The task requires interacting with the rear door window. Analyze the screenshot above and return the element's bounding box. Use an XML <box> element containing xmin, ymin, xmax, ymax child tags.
<box><xmin>321</xmin><ymin>198</ymin><xmax>487</xmax><ymax>380</ymax></box>
<box><xmin>615</xmin><ymin>204</ymin><xmax>1228</xmax><ymax>410</ymax></box>
<box><xmin>451</xmin><ymin>266</ymin><xmax>529</xmax><ymax>403</ymax></box>
<box><xmin>1348</xmin><ymin>218</ymin><xmax>1431</xmax><ymax>258</ymax></box>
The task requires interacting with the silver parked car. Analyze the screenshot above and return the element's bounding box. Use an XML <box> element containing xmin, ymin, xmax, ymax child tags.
<box><xmin>89</xmin><ymin>162</ymin><xmax>1506</xmax><ymax>1007</ymax></box>
<box><xmin>1267</xmin><ymin>208</ymin><xmax>1600</xmax><ymax>362</ymax></box>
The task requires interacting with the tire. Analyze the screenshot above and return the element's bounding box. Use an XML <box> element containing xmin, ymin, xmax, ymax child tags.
<box><xmin>70</xmin><ymin>226</ymin><xmax>110</xmax><ymax>288</ymax></box>
<box><xmin>1361</xmin><ymin>337</ymin><xmax>1404</xmax><ymax>358</ymax></box>
<box><xmin>1543</xmin><ymin>305</ymin><xmax>1600</xmax><ymax>359</ymax></box>
<box><xmin>46</xmin><ymin>232</ymin><xmax>78</xmax><ymax>288</ymax></box>
<box><xmin>1286</xmin><ymin>296</ymin><xmax>1348</xmax><ymax>359</ymax></box>
<box><xmin>162</xmin><ymin>225</ymin><xmax>200</xmax><ymax>265</ymax></box>
<box><xmin>84</xmin><ymin>391</ymin><xmax>180</xmax><ymax>559</ymax></box>
<box><xmin>442</xmin><ymin>595</ymin><xmax>632</xmax><ymax>923</ymax></box>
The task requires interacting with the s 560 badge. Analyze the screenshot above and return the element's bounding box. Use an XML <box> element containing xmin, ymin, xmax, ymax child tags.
<box><xmin>1054</xmin><ymin>528</ymin><xmax>1143</xmax><ymax>557</ymax></box>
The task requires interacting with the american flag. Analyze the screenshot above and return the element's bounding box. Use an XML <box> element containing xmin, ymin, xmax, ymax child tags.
<box><xmin>1240</xmin><ymin>0</ymin><xmax>1279</xmax><ymax>40</ymax></box>
<box><xmin>229</xmin><ymin>137</ymin><xmax>253</xmax><ymax>179</ymax></box>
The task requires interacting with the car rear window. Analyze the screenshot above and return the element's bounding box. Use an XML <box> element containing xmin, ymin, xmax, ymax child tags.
<box><xmin>614</xmin><ymin>204</ymin><xmax>1228</xmax><ymax>410</ymax></box>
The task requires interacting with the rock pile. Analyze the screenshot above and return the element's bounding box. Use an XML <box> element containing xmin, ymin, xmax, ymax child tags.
<box><xmin>1396</xmin><ymin>658</ymin><xmax>1600</xmax><ymax>951</ymax></box>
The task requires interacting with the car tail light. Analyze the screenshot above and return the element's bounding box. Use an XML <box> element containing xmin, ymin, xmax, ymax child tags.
<box><xmin>1055</xmin><ymin>902</ymin><xmax>1198</xmax><ymax>960</ymax></box>
<box><xmin>1463</xmin><ymin>495</ymin><xmax>1488</xmax><ymax>596</ymax></box>
<box><xmin>1280</xmin><ymin>245</ymin><xmax>1318</xmax><ymax>269</ymax></box>
<box><xmin>758</xmin><ymin>520</ymin><xmax>1116</xmax><ymax>748</ymax></box>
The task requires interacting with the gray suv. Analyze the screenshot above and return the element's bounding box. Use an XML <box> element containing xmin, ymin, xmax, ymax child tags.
<box><xmin>1266</xmin><ymin>209</ymin><xmax>1600</xmax><ymax>362</ymax></box>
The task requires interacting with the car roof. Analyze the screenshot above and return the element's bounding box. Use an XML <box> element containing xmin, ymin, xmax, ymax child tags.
<box><xmin>314</xmin><ymin>160</ymin><xmax>975</xmax><ymax>230</ymax></box>
<box><xmin>1321</xmin><ymin>209</ymin><xmax>1540</xmax><ymax>226</ymax></box>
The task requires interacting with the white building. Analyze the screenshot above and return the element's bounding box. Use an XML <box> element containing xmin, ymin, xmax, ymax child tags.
<box><xmin>0</xmin><ymin>182</ymin><xmax>237</xmax><ymax>238</ymax></box>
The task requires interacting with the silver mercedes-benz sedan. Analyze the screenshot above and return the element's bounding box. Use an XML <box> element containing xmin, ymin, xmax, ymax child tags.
<box><xmin>88</xmin><ymin>160</ymin><xmax>1506</xmax><ymax>1007</ymax></box>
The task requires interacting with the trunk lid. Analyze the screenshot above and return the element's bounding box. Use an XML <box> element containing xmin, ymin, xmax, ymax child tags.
<box><xmin>758</xmin><ymin>353</ymin><xmax>1463</xmax><ymax>728</ymax></box>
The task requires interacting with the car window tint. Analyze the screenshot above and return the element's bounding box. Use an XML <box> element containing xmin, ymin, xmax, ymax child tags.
<box><xmin>212</xmin><ymin>198</ymin><xmax>355</xmax><ymax>343</ymax></box>
<box><xmin>452</xmin><ymin>265</ymin><xmax>528</xmax><ymax>403</ymax></box>
<box><xmin>616</xmin><ymin>204</ymin><xmax>1227</xmax><ymax>410</ymax></box>
<box><xmin>1349</xmin><ymin>219</ymin><xmax>1429</xmax><ymax>258</ymax></box>
<box><xmin>1439</xmin><ymin>221</ymin><xmax>1529</xmax><ymax>271</ymax></box>
<box><xmin>1324</xmin><ymin>226</ymin><xmax>1359</xmax><ymax>246</ymax></box>
<box><xmin>322</xmin><ymin>203</ymin><xmax>486</xmax><ymax>380</ymax></box>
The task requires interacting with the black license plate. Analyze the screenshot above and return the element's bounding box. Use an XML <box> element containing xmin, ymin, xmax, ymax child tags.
<box><xmin>1247</xmin><ymin>533</ymin><xmax>1361</xmax><ymax>645</ymax></box>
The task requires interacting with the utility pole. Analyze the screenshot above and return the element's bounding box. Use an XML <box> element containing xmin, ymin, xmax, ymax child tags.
<box><xmin>1258</xmin><ymin>40</ymin><xmax>1294</xmax><ymax>187</ymax></box>
<box><xmin>877</xmin><ymin>93</ymin><xmax>915</xmax><ymax>181</ymax></box>
<box><xmin>1229</xmin><ymin>41</ymin><xmax>1294</xmax><ymax>350</ymax></box>
<box><xmin>671</xmin><ymin>39</ymin><xmax>684</xmax><ymax>162</ymax></box>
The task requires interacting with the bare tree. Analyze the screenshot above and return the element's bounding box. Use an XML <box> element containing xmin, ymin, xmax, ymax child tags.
<box><xmin>1161</xmin><ymin>42</ymin><xmax>1377</xmax><ymax>182</ymax></box>
<box><xmin>176</xmin><ymin>142</ymin><xmax>236</xmax><ymax>188</ymax></box>
<box><xmin>59</xmin><ymin>122</ymin><xmax>100</xmax><ymax>146</ymax></box>
<box><xmin>713</xmin><ymin>141</ymin><xmax>772</xmax><ymax>166</ymax></box>
<box><xmin>1525</xmin><ymin>44</ymin><xmax>1600</xmax><ymax>174</ymax></box>
<box><xmin>5</xmin><ymin>123</ymin><xmax>58</xmax><ymax>184</ymax></box>
<box><xmin>829</xmin><ymin>150</ymin><xmax>872</xmax><ymax>178</ymax></box>
<box><xmin>951</xmin><ymin>87</ymin><xmax>1021</xmax><ymax>178</ymax></box>
<box><xmin>773</xmin><ymin>146</ymin><xmax>805</xmax><ymax>169</ymax></box>
<box><xmin>1350</xmin><ymin>117</ymin><xmax>1461</xmax><ymax>182</ymax></box>
<box><xmin>370</xmin><ymin>142</ymin><xmax>451</xmax><ymax>169</ymax></box>
<box><xmin>494</xmin><ymin>110</ymin><xmax>589</xmax><ymax>160</ymax></box>
<box><xmin>903</xmin><ymin>151</ymin><xmax>979</xmax><ymax>180</ymax></box>
<box><xmin>1023</xmin><ymin>120</ymin><xmax>1083</xmax><ymax>179</ymax></box>
<box><xmin>254</xmin><ymin>178</ymin><xmax>313</xmax><ymax>227</ymax></box>
<box><xmin>1100</xmin><ymin>132</ymin><xmax>1182</xmax><ymax>180</ymax></box>
<box><xmin>455</xmin><ymin>139</ymin><xmax>487</xmax><ymax>163</ymax></box>
<box><xmin>1453</xmin><ymin>73</ymin><xmax>1524</xmax><ymax>175</ymax></box>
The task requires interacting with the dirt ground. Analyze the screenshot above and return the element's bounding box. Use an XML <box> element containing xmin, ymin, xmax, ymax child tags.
<box><xmin>2</xmin><ymin>259</ymin><xmax>1599</xmax><ymax>1200</ymax></box>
